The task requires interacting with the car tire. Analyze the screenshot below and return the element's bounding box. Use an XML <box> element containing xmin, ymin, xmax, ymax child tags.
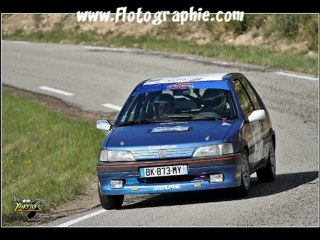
<box><xmin>234</xmin><ymin>151</ymin><xmax>250</xmax><ymax>198</ymax></box>
<box><xmin>257</xmin><ymin>140</ymin><xmax>276</xmax><ymax>182</ymax></box>
<box><xmin>98</xmin><ymin>187</ymin><xmax>124</xmax><ymax>210</ymax></box>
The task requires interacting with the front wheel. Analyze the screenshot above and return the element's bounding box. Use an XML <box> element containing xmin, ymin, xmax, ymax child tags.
<box><xmin>234</xmin><ymin>151</ymin><xmax>250</xmax><ymax>198</ymax></box>
<box><xmin>99</xmin><ymin>187</ymin><xmax>124</xmax><ymax>210</ymax></box>
<box><xmin>257</xmin><ymin>140</ymin><xmax>276</xmax><ymax>182</ymax></box>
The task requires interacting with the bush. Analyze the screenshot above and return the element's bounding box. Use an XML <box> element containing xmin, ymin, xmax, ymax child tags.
<box><xmin>276</xmin><ymin>15</ymin><xmax>300</xmax><ymax>38</ymax></box>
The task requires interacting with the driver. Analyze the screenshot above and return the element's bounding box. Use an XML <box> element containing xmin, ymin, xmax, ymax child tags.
<box><xmin>153</xmin><ymin>94</ymin><xmax>177</xmax><ymax>118</ymax></box>
<box><xmin>201</xmin><ymin>89</ymin><xmax>227</xmax><ymax>116</ymax></box>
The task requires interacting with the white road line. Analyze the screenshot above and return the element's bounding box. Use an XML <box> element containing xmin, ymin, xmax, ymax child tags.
<box><xmin>39</xmin><ymin>86</ymin><xmax>74</xmax><ymax>96</ymax></box>
<box><xmin>102</xmin><ymin>103</ymin><xmax>122</xmax><ymax>111</ymax></box>
<box><xmin>57</xmin><ymin>209</ymin><xmax>106</xmax><ymax>227</ymax></box>
<box><xmin>275</xmin><ymin>71</ymin><xmax>318</xmax><ymax>81</ymax></box>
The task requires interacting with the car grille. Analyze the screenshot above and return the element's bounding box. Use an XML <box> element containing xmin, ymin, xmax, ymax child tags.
<box><xmin>138</xmin><ymin>175</ymin><xmax>195</xmax><ymax>184</ymax></box>
<box><xmin>132</xmin><ymin>147</ymin><xmax>195</xmax><ymax>160</ymax></box>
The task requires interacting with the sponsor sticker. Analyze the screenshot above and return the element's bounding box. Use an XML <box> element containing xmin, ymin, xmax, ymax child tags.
<box><xmin>153</xmin><ymin>184</ymin><xmax>181</xmax><ymax>191</ymax></box>
<box><xmin>151</xmin><ymin>126</ymin><xmax>190</xmax><ymax>133</ymax></box>
<box><xmin>148</xmin><ymin>145</ymin><xmax>177</xmax><ymax>149</ymax></box>
<box><xmin>235</xmin><ymin>172</ymin><xmax>241</xmax><ymax>179</ymax></box>
<box><xmin>167</xmin><ymin>82</ymin><xmax>194</xmax><ymax>90</ymax></box>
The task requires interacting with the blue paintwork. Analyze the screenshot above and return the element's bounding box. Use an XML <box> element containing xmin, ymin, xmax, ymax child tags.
<box><xmin>98</xmin><ymin>164</ymin><xmax>241</xmax><ymax>195</ymax></box>
<box><xmin>97</xmin><ymin>73</ymin><xmax>275</xmax><ymax>198</ymax></box>
<box><xmin>106</xmin><ymin>120</ymin><xmax>237</xmax><ymax>150</ymax></box>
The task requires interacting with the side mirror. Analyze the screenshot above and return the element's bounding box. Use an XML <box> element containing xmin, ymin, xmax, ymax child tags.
<box><xmin>96</xmin><ymin>119</ymin><xmax>112</xmax><ymax>131</ymax></box>
<box><xmin>248</xmin><ymin>109</ymin><xmax>266</xmax><ymax>122</ymax></box>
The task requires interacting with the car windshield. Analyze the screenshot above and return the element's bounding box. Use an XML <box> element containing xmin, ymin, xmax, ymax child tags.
<box><xmin>118</xmin><ymin>84</ymin><xmax>237</xmax><ymax>126</ymax></box>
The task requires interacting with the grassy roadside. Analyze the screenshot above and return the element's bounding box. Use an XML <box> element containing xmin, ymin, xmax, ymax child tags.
<box><xmin>3</xmin><ymin>30</ymin><xmax>318</xmax><ymax>75</ymax></box>
<box><xmin>2</xmin><ymin>90</ymin><xmax>104</xmax><ymax>225</ymax></box>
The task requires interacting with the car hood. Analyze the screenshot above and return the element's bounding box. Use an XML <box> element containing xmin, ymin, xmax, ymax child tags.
<box><xmin>106</xmin><ymin>120</ymin><xmax>235</xmax><ymax>149</ymax></box>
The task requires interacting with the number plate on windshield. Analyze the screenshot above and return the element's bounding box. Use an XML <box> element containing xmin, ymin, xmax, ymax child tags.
<box><xmin>140</xmin><ymin>165</ymin><xmax>188</xmax><ymax>178</ymax></box>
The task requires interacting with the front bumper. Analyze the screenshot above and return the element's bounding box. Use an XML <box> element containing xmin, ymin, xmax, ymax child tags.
<box><xmin>97</xmin><ymin>153</ymin><xmax>242</xmax><ymax>195</ymax></box>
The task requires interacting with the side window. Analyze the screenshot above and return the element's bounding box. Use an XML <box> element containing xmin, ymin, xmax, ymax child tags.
<box><xmin>240</xmin><ymin>77</ymin><xmax>261</xmax><ymax>110</ymax></box>
<box><xmin>232</xmin><ymin>79</ymin><xmax>254</xmax><ymax>120</ymax></box>
<box><xmin>124</xmin><ymin>94</ymin><xmax>145</xmax><ymax>122</ymax></box>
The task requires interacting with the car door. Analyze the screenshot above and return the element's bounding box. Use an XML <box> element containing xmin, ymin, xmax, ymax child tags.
<box><xmin>240</xmin><ymin>76</ymin><xmax>271</xmax><ymax>161</ymax></box>
<box><xmin>232</xmin><ymin>78</ymin><xmax>263</xmax><ymax>168</ymax></box>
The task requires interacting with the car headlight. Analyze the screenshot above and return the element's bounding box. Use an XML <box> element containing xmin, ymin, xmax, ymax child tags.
<box><xmin>99</xmin><ymin>150</ymin><xmax>135</xmax><ymax>162</ymax></box>
<box><xmin>193</xmin><ymin>143</ymin><xmax>233</xmax><ymax>157</ymax></box>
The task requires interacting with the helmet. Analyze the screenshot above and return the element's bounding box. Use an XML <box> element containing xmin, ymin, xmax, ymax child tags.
<box><xmin>153</xmin><ymin>94</ymin><xmax>176</xmax><ymax>118</ymax></box>
<box><xmin>202</xmin><ymin>89</ymin><xmax>227</xmax><ymax>115</ymax></box>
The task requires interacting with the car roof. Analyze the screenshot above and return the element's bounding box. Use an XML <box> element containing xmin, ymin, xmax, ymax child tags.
<box><xmin>143</xmin><ymin>73</ymin><xmax>232</xmax><ymax>86</ymax></box>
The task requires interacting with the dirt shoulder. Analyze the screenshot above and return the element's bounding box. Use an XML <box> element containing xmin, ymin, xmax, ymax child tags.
<box><xmin>3</xmin><ymin>85</ymin><xmax>117</xmax><ymax>226</ymax></box>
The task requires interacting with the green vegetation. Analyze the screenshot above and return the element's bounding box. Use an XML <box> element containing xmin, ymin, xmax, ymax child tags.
<box><xmin>4</xmin><ymin>30</ymin><xmax>318</xmax><ymax>75</ymax></box>
<box><xmin>2</xmin><ymin>90</ymin><xmax>104</xmax><ymax>225</ymax></box>
<box><xmin>275</xmin><ymin>15</ymin><xmax>318</xmax><ymax>51</ymax></box>
<box><xmin>209</xmin><ymin>15</ymin><xmax>318</xmax><ymax>52</ymax></box>
<box><xmin>5</xmin><ymin>29</ymin><xmax>98</xmax><ymax>44</ymax></box>
<box><xmin>106</xmin><ymin>35</ymin><xmax>317</xmax><ymax>75</ymax></box>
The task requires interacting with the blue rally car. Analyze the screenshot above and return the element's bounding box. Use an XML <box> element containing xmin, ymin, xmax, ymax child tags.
<box><xmin>96</xmin><ymin>73</ymin><xmax>276</xmax><ymax>209</ymax></box>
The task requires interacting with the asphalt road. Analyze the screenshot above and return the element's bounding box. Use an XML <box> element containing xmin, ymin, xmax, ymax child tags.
<box><xmin>3</xmin><ymin>40</ymin><xmax>319</xmax><ymax>227</ymax></box>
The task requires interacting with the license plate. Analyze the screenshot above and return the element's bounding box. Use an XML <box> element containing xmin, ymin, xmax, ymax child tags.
<box><xmin>140</xmin><ymin>165</ymin><xmax>188</xmax><ymax>178</ymax></box>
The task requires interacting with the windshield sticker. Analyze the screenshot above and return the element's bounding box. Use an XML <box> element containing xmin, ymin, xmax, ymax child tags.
<box><xmin>167</xmin><ymin>82</ymin><xmax>193</xmax><ymax>90</ymax></box>
<box><xmin>132</xmin><ymin>81</ymin><xmax>230</xmax><ymax>96</ymax></box>
<box><xmin>151</xmin><ymin>126</ymin><xmax>190</xmax><ymax>133</ymax></box>
<box><xmin>144</xmin><ymin>76</ymin><xmax>204</xmax><ymax>85</ymax></box>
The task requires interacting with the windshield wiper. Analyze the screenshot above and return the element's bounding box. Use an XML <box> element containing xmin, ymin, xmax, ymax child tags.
<box><xmin>118</xmin><ymin>119</ymin><xmax>156</xmax><ymax>126</ymax></box>
<box><xmin>161</xmin><ymin>113</ymin><xmax>194</xmax><ymax>119</ymax></box>
<box><xmin>191</xmin><ymin>116</ymin><xmax>220</xmax><ymax>121</ymax></box>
